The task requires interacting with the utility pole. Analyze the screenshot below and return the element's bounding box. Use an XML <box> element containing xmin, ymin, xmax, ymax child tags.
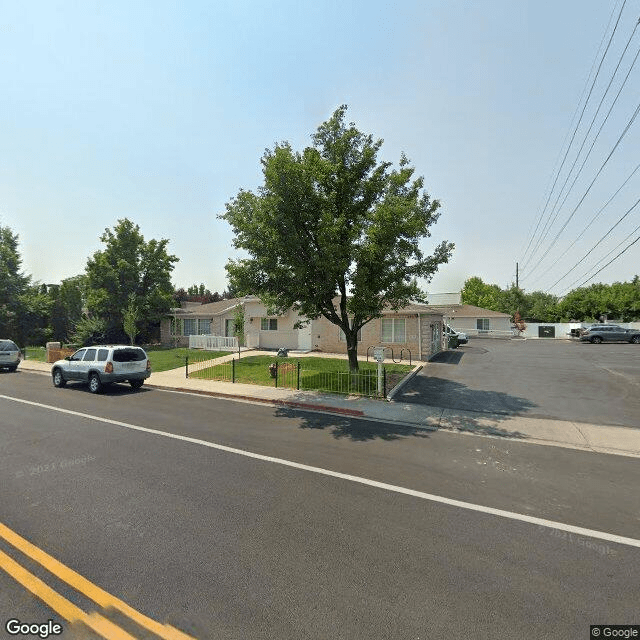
<box><xmin>516</xmin><ymin>262</ymin><xmax>519</xmax><ymax>289</ymax></box>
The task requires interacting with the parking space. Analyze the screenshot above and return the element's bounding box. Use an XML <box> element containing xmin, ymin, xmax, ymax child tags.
<box><xmin>394</xmin><ymin>338</ymin><xmax>640</xmax><ymax>428</ymax></box>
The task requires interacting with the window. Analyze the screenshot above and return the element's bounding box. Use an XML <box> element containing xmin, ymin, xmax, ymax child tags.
<box><xmin>183</xmin><ymin>319</ymin><xmax>197</xmax><ymax>335</ymax></box>
<box><xmin>83</xmin><ymin>349</ymin><xmax>97</xmax><ymax>361</ymax></box>
<box><xmin>113</xmin><ymin>348</ymin><xmax>146</xmax><ymax>362</ymax></box>
<box><xmin>381</xmin><ymin>318</ymin><xmax>406</xmax><ymax>343</ymax></box>
<box><xmin>70</xmin><ymin>349</ymin><xmax>86</xmax><ymax>361</ymax></box>
<box><xmin>477</xmin><ymin>318</ymin><xmax>490</xmax><ymax>331</ymax></box>
<box><xmin>97</xmin><ymin>349</ymin><xmax>108</xmax><ymax>361</ymax></box>
<box><xmin>198</xmin><ymin>319</ymin><xmax>211</xmax><ymax>335</ymax></box>
<box><xmin>225</xmin><ymin>319</ymin><xmax>235</xmax><ymax>337</ymax></box>
<box><xmin>261</xmin><ymin>318</ymin><xmax>278</xmax><ymax>331</ymax></box>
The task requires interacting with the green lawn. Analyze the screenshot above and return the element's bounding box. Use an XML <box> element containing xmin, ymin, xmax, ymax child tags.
<box><xmin>189</xmin><ymin>354</ymin><xmax>413</xmax><ymax>396</ymax></box>
<box><xmin>25</xmin><ymin>346</ymin><xmax>47</xmax><ymax>362</ymax></box>
<box><xmin>144</xmin><ymin>346</ymin><xmax>233</xmax><ymax>373</ymax></box>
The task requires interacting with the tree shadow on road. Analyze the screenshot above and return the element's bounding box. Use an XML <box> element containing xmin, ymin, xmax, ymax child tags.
<box><xmin>272</xmin><ymin>406</ymin><xmax>433</xmax><ymax>442</ymax></box>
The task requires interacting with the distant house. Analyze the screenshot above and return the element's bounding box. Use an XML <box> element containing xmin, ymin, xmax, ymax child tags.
<box><xmin>162</xmin><ymin>296</ymin><xmax>446</xmax><ymax>361</ymax></box>
<box><xmin>425</xmin><ymin>303</ymin><xmax>512</xmax><ymax>335</ymax></box>
<box><xmin>161</xmin><ymin>299</ymin><xmax>244</xmax><ymax>347</ymax></box>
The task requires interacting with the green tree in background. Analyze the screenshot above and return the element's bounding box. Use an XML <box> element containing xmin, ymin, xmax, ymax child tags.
<box><xmin>85</xmin><ymin>219</ymin><xmax>179</xmax><ymax>342</ymax></box>
<box><xmin>460</xmin><ymin>276</ymin><xmax>503</xmax><ymax>310</ymax></box>
<box><xmin>122</xmin><ymin>294</ymin><xmax>140</xmax><ymax>345</ymax></box>
<box><xmin>0</xmin><ymin>226</ymin><xmax>30</xmax><ymax>339</ymax></box>
<box><xmin>49</xmin><ymin>275</ymin><xmax>86</xmax><ymax>343</ymax></box>
<box><xmin>222</xmin><ymin>106</ymin><xmax>454</xmax><ymax>370</ymax></box>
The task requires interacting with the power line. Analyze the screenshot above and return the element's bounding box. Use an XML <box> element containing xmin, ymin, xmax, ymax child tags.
<box><xmin>528</xmin><ymin>21</ymin><xmax>640</xmax><ymax>270</ymax></box>
<box><xmin>535</xmin><ymin>160</ymin><xmax>640</xmax><ymax>285</ymax></box>
<box><xmin>546</xmin><ymin>195</ymin><xmax>640</xmax><ymax>291</ymax></box>
<box><xmin>521</xmin><ymin>0</ymin><xmax>628</xmax><ymax>271</ymax></box>
<box><xmin>522</xmin><ymin>98</ymin><xmax>640</xmax><ymax>282</ymax></box>
<box><xmin>565</xmin><ymin>227</ymin><xmax>640</xmax><ymax>291</ymax></box>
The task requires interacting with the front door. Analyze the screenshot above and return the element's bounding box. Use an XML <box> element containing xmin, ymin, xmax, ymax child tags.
<box><xmin>298</xmin><ymin>323</ymin><xmax>312</xmax><ymax>350</ymax></box>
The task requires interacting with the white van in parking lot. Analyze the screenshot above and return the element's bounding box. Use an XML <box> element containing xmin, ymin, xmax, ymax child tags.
<box><xmin>445</xmin><ymin>325</ymin><xmax>468</xmax><ymax>345</ymax></box>
<box><xmin>51</xmin><ymin>345</ymin><xmax>151</xmax><ymax>393</ymax></box>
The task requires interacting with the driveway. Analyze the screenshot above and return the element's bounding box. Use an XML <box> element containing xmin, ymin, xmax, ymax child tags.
<box><xmin>394</xmin><ymin>338</ymin><xmax>640</xmax><ymax>428</ymax></box>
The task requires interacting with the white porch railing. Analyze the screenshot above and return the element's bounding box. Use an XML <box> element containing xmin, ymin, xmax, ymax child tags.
<box><xmin>189</xmin><ymin>335</ymin><xmax>238</xmax><ymax>350</ymax></box>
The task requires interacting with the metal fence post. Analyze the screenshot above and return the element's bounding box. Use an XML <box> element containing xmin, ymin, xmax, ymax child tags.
<box><xmin>275</xmin><ymin>361</ymin><xmax>278</xmax><ymax>388</ymax></box>
<box><xmin>297</xmin><ymin>361</ymin><xmax>300</xmax><ymax>390</ymax></box>
<box><xmin>383</xmin><ymin>367</ymin><xmax>387</xmax><ymax>398</ymax></box>
<box><xmin>232</xmin><ymin>358</ymin><xmax>235</xmax><ymax>383</ymax></box>
<box><xmin>185</xmin><ymin>355</ymin><xmax>189</xmax><ymax>378</ymax></box>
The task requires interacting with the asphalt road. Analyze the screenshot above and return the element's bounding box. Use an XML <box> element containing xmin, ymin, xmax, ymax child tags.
<box><xmin>395</xmin><ymin>338</ymin><xmax>640</xmax><ymax>427</ymax></box>
<box><xmin>1</xmin><ymin>371</ymin><xmax>639</xmax><ymax>639</ymax></box>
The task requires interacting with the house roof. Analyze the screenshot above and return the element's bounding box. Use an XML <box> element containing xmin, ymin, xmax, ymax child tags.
<box><xmin>167</xmin><ymin>297</ymin><xmax>508</xmax><ymax>320</ymax></box>
<box><xmin>422</xmin><ymin>304</ymin><xmax>511</xmax><ymax>318</ymax></box>
<box><xmin>170</xmin><ymin>297</ymin><xmax>244</xmax><ymax>317</ymax></box>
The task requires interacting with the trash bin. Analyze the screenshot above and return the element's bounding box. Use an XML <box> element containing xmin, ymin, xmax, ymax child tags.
<box><xmin>448</xmin><ymin>335</ymin><xmax>459</xmax><ymax>349</ymax></box>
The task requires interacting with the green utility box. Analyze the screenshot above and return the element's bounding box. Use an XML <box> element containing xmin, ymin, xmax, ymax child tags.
<box><xmin>538</xmin><ymin>326</ymin><xmax>555</xmax><ymax>338</ymax></box>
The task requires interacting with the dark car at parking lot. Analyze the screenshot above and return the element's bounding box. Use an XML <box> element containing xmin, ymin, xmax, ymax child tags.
<box><xmin>580</xmin><ymin>324</ymin><xmax>640</xmax><ymax>344</ymax></box>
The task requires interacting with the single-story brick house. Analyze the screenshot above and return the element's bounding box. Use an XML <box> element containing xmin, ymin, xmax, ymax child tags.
<box><xmin>161</xmin><ymin>296</ymin><xmax>447</xmax><ymax>361</ymax></box>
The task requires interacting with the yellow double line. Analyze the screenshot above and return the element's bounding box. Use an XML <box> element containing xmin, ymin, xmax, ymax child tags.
<box><xmin>0</xmin><ymin>521</ymin><xmax>196</xmax><ymax>639</ymax></box>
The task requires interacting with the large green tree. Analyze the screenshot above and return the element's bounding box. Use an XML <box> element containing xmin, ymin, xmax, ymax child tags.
<box><xmin>85</xmin><ymin>219</ymin><xmax>178</xmax><ymax>342</ymax></box>
<box><xmin>49</xmin><ymin>275</ymin><xmax>86</xmax><ymax>342</ymax></box>
<box><xmin>222</xmin><ymin>106</ymin><xmax>454</xmax><ymax>370</ymax></box>
<box><xmin>0</xmin><ymin>226</ymin><xmax>30</xmax><ymax>338</ymax></box>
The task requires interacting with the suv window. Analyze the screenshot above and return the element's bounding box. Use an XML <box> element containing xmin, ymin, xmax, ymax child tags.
<box><xmin>70</xmin><ymin>349</ymin><xmax>86</xmax><ymax>361</ymax></box>
<box><xmin>97</xmin><ymin>349</ymin><xmax>109</xmax><ymax>361</ymax></box>
<box><xmin>113</xmin><ymin>348</ymin><xmax>146</xmax><ymax>362</ymax></box>
<box><xmin>0</xmin><ymin>341</ymin><xmax>18</xmax><ymax>351</ymax></box>
<box><xmin>83</xmin><ymin>348</ymin><xmax>97</xmax><ymax>361</ymax></box>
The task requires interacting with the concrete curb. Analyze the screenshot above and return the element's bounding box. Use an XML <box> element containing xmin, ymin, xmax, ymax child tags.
<box><xmin>157</xmin><ymin>385</ymin><xmax>366</xmax><ymax>417</ymax></box>
<box><xmin>386</xmin><ymin>364</ymin><xmax>423</xmax><ymax>402</ymax></box>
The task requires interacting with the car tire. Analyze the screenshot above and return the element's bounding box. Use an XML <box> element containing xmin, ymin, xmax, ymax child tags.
<box><xmin>631</xmin><ymin>335</ymin><xmax>640</xmax><ymax>344</ymax></box>
<box><xmin>129</xmin><ymin>379</ymin><xmax>144</xmax><ymax>389</ymax></box>
<box><xmin>52</xmin><ymin>369</ymin><xmax>66</xmax><ymax>388</ymax></box>
<box><xmin>88</xmin><ymin>373</ymin><xmax>102</xmax><ymax>394</ymax></box>
<box><xmin>8</xmin><ymin>365</ymin><xmax>17</xmax><ymax>372</ymax></box>
<box><xmin>591</xmin><ymin>336</ymin><xmax>603</xmax><ymax>344</ymax></box>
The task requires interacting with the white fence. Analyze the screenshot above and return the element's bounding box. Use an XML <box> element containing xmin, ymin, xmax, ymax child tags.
<box><xmin>188</xmin><ymin>335</ymin><xmax>238</xmax><ymax>351</ymax></box>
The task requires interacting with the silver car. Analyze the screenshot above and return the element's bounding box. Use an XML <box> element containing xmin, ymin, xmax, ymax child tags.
<box><xmin>580</xmin><ymin>324</ymin><xmax>640</xmax><ymax>344</ymax></box>
<box><xmin>51</xmin><ymin>345</ymin><xmax>151</xmax><ymax>393</ymax></box>
<box><xmin>0</xmin><ymin>340</ymin><xmax>21</xmax><ymax>372</ymax></box>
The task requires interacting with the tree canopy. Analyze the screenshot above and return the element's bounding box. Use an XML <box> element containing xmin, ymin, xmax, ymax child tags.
<box><xmin>85</xmin><ymin>219</ymin><xmax>178</xmax><ymax>343</ymax></box>
<box><xmin>461</xmin><ymin>275</ymin><xmax>640</xmax><ymax>323</ymax></box>
<box><xmin>222</xmin><ymin>105</ymin><xmax>454</xmax><ymax>369</ymax></box>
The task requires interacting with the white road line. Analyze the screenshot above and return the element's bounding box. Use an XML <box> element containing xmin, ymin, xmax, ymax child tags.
<box><xmin>2</xmin><ymin>393</ymin><xmax>639</xmax><ymax>550</ymax></box>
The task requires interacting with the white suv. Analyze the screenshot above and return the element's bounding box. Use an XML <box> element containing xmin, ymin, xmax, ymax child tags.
<box><xmin>0</xmin><ymin>340</ymin><xmax>21</xmax><ymax>372</ymax></box>
<box><xmin>51</xmin><ymin>345</ymin><xmax>151</xmax><ymax>393</ymax></box>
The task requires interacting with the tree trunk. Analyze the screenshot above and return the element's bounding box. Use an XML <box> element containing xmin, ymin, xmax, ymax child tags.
<box><xmin>346</xmin><ymin>332</ymin><xmax>359</xmax><ymax>371</ymax></box>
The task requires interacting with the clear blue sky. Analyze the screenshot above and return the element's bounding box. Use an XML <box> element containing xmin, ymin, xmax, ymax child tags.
<box><xmin>2</xmin><ymin>0</ymin><xmax>638</xmax><ymax>297</ymax></box>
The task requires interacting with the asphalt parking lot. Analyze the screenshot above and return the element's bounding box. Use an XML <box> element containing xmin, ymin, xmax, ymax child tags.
<box><xmin>394</xmin><ymin>338</ymin><xmax>640</xmax><ymax>428</ymax></box>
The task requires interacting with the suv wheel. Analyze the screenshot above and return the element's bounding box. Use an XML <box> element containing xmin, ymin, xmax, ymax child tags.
<box><xmin>88</xmin><ymin>373</ymin><xmax>102</xmax><ymax>394</ymax></box>
<box><xmin>52</xmin><ymin>369</ymin><xmax>66</xmax><ymax>387</ymax></box>
<box><xmin>129</xmin><ymin>379</ymin><xmax>144</xmax><ymax>389</ymax></box>
<box><xmin>591</xmin><ymin>336</ymin><xmax>603</xmax><ymax>344</ymax></box>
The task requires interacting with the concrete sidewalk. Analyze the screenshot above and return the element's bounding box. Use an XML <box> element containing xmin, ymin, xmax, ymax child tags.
<box><xmin>19</xmin><ymin>358</ymin><xmax>640</xmax><ymax>458</ymax></box>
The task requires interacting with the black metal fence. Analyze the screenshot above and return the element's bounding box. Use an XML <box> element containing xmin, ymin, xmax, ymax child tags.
<box><xmin>186</xmin><ymin>357</ymin><xmax>387</xmax><ymax>398</ymax></box>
